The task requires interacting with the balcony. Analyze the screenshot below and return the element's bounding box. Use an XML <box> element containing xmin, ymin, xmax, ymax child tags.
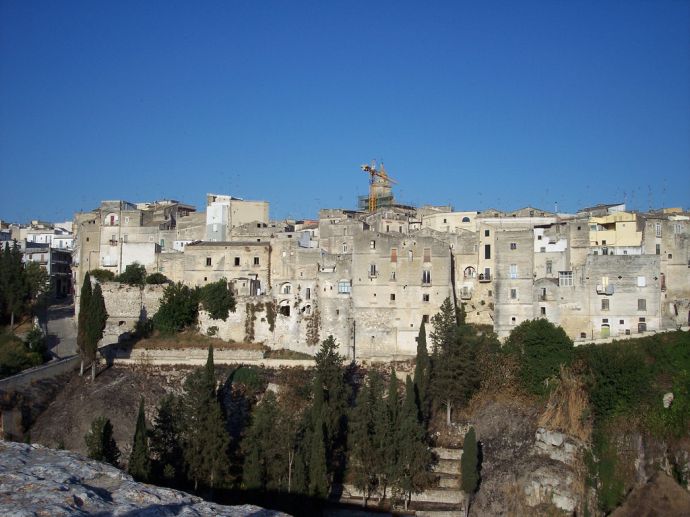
<box><xmin>478</xmin><ymin>273</ymin><xmax>491</xmax><ymax>283</ymax></box>
<box><xmin>109</xmin><ymin>239</ymin><xmax>118</xmax><ymax>246</ymax></box>
<box><xmin>460</xmin><ymin>288</ymin><xmax>472</xmax><ymax>300</ymax></box>
<box><xmin>596</xmin><ymin>284</ymin><xmax>615</xmax><ymax>295</ymax></box>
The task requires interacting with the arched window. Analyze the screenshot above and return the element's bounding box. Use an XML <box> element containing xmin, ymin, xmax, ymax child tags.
<box><xmin>464</xmin><ymin>266</ymin><xmax>476</xmax><ymax>279</ymax></box>
<box><xmin>462</xmin><ymin>216</ymin><xmax>471</xmax><ymax>223</ymax></box>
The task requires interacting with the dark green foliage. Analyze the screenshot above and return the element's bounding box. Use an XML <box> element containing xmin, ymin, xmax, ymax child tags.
<box><xmin>150</xmin><ymin>394</ymin><xmax>184</xmax><ymax>484</ymax></box>
<box><xmin>180</xmin><ymin>346</ymin><xmax>230</xmax><ymax>490</ymax></box>
<box><xmin>116</xmin><ymin>262</ymin><xmax>147</xmax><ymax>286</ymax></box>
<box><xmin>85</xmin><ymin>416</ymin><xmax>120</xmax><ymax>466</ymax></box>
<box><xmin>429</xmin><ymin>297</ymin><xmax>457</xmax><ymax>353</ymax></box>
<box><xmin>199</xmin><ymin>279</ymin><xmax>236</xmax><ymax>320</ymax></box>
<box><xmin>146</xmin><ymin>272</ymin><xmax>168</xmax><ymax>285</ymax></box>
<box><xmin>153</xmin><ymin>282</ymin><xmax>199</xmax><ymax>334</ymax></box>
<box><xmin>24</xmin><ymin>326</ymin><xmax>48</xmax><ymax>361</ymax></box>
<box><xmin>0</xmin><ymin>242</ymin><xmax>26</xmax><ymax>327</ymax></box>
<box><xmin>90</xmin><ymin>269</ymin><xmax>115</xmax><ymax>283</ymax></box>
<box><xmin>308</xmin><ymin>422</ymin><xmax>329</xmax><ymax>498</ymax></box>
<box><xmin>461</xmin><ymin>427</ymin><xmax>479</xmax><ymax>494</ymax></box>
<box><xmin>134</xmin><ymin>318</ymin><xmax>154</xmax><ymax>338</ymax></box>
<box><xmin>242</xmin><ymin>391</ymin><xmax>279</xmax><ymax>490</ymax></box>
<box><xmin>392</xmin><ymin>377</ymin><xmax>433</xmax><ymax>508</ymax></box>
<box><xmin>128</xmin><ymin>398</ymin><xmax>152</xmax><ymax>482</ymax></box>
<box><xmin>87</xmin><ymin>284</ymin><xmax>107</xmax><ymax>360</ymax></box>
<box><xmin>0</xmin><ymin>331</ymin><xmax>43</xmax><ymax>378</ymax></box>
<box><xmin>77</xmin><ymin>273</ymin><xmax>93</xmax><ymax>371</ymax></box>
<box><xmin>413</xmin><ymin>320</ymin><xmax>431</xmax><ymax>424</ymax></box>
<box><xmin>586</xmin><ymin>430</ymin><xmax>625</xmax><ymax>513</ymax></box>
<box><xmin>229</xmin><ymin>366</ymin><xmax>266</xmax><ymax>393</ymax></box>
<box><xmin>503</xmin><ymin>319</ymin><xmax>574</xmax><ymax>396</ymax></box>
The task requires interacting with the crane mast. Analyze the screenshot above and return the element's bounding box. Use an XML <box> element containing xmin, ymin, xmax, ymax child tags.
<box><xmin>360</xmin><ymin>160</ymin><xmax>397</xmax><ymax>212</ymax></box>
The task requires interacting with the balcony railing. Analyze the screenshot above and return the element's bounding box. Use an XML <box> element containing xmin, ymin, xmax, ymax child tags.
<box><xmin>596</xmin><ymin>284</ymin><xmax>615</xmax><ymax>295</ymax></box>
<box><xmin>478</xmin><ymin>273</ymin><xmax>491</xmax><ymax>283</ymax></box>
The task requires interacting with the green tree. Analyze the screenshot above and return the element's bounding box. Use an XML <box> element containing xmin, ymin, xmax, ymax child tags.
<box><xmin>242</xmin><ymin>390</ymin><xmax>279</xmax><ymax>490</ymax></box>
<box><xmin>85</xmin><ymin>416</ymin><xmax>120</xmax><ymax>466</ymax></box>
<box><xmin>0</xmin><ymin>332</ymin><xmax>42</xmax><ymax>378</ymax></box>
<box><xmin>199</xmin><ymin>278</ymin><xmax>236</xmax><ymax>320</ymax></box>
<box><xmin>504</xmin><ymin>319</ymin><xmax>574</xmax><ymax>396</ymax></box>
<box><xmin>308</xmin><ymin>421</ymin><xmax>329</xmax><ymax>498</ymax></box>
<box><xmin>77</xmin><ymin>273</ymin><xmax>93</xmax><ymax>377</ymax></box>
<box><xmin>413</xmin><ymin>319</ymin><xmax>431</xmax><ymax>424</ymax></box>
<box><xmin>383</xmin><ymin>368</ymin><xmax>401</xmax><ymax>498</ymax></box>
<box><xmin>180</xmin><ymin>346</ymin><xmax>230</xmax><ymax>491</ymax></box>
<box><xmin>128</xmin><ymin>397</ymin><xmax>152</xmax><ymax>482</ymax></box>
<box><xmin>460</xmin><ymin>426</ymin><xmax>480</xmax><ymax>516</ymax></box>
<box><xmin>90</xmin><ymin>268</ymin><xmax>115</xmax><ymax>283</ymax></box>
<box><xmin>150</xmin><ymin>394</ymin><xmax>184</xmax><ymax>484</ymax></box>
<box><xmin>430</xmin><ymin>297</ymin><xmax>458</xmax><ymax>354</ymax></box>
<box><xmin>86</xmin><ymin>283</ymin><xmax>108</xmax><ymax>381</ymax></box>
<box><xmin>393</xmin><ymin>377</ymin><xmax>433</xmax><ymax>510</ymax></box>
<box><xmin>23</xmin><ymin>261</ymin><xmax>49</xmax><ymax>305</ymax></box>
<box><xmin>116</xmin><ymin>262</ymin><xmax>147</xmax><ymax>286</ymax></box>
<box><xmin>146</xmin><ymin>272</ymin><xmax>168</xmax><ymax>285</ymax></box>
<box><xmin>153</xmin><ymin>282</ymin><xmax>199</xmax><ymax>334</ymax></box>
<box><xmin>0</xmin><ymin>242</ymin><xmax>26</xmax><ymax>328</ymax></box>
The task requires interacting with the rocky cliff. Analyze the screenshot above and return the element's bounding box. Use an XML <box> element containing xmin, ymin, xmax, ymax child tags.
<box><xmin>0</xmin><ymin>440</ymin><xmax>287</xmax><ymax>516</ymax></box>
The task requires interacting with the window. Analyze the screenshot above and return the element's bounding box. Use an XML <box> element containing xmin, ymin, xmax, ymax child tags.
<box><xmin>234</xmin><ymin>257</ymin><xmax>240</xmax><ymax>266</ymax></box>
<box><xmin>423</xmin><ymin>247</ymin><xmax>431</xmax><ymax>263</ymax></box>
<box><xmin>655</xmin><ymin>223</ymin><xmax>661</xmax><ymax>237</ymax></box>
<box><xmin>511</xmin><ymin>316</ymin><xmax>516</xmax><ymax>324</ymax></box>
<box><xmin>369</xmin><ymin>264</ymin><xmax>377</xmax><ymax>277</ymax></box>
<box><xmin>540</xmin><ymin>307</ymin><xmax>546</xmax><ymax>316</ymax></box>
<box><xmin>509</xmin><ymin>264</ymin><xmax>518</xmax><ymax>279</ymax></box>
<box><xmin>386</xmin><ymin>225</ymin><xmax>390</xmax><ymax>232</ymax></box>
<box><xmin>510</xmin><ymin>288</ymin><xmax>517</xmax><ymax>299</ymax></box>
<box><xmin>370</xmin><ymin>240</ymin><xmax>376</xmax><ymax>249</ymax></box>
<box><xmin>408</xmin><ymin>250</ymin><xmax>413</xmax><ymax>262</ymax></box>
<box><xmin>338</xmin><ymin>281</ymin><xmax>351</xmax><ymax>294</ymax></box>
<box><xmin>305</xmin><ymin>288</ymin><xmax>311</xmax><ymax>300</ymax></box>
<box><xmin>342</xmin><ymin>244</ymin><xmax>348</xmax><ymax>253</ymax></box>
<box><xmin>123</xmin><ymin>234</ymin><xmax>128</xmax><ymax>243</ymax></box>
<box><xmin>484</xmin><ymin>229</ymin><xmax>490</xmax><ymax>237</ymax></box>
<box><xmin>206</xmin><ymin>257</ymin><xmax>212</xmax><ymax>266</ymax></box>
<box><xmin>637</xmin><ymin>276</ymin><xmax>646</xmax><ymax>287</ymax></box>
<box><xmin>422</xmin><ymin>294</ymin><xmax>430</xmax><ymax>302</ymax></box>
<box><xmin>390</xmin><ymin>271</ymin><xmax>396</xmax><ymax>281</ymax></box>
<box><xmin>619</xmin><ymin>319</ymin><xmax>624</xmax><ymax>324</ymax></box>
<box><xmin>656</xmin><ymin>244</ymin><xmax>660</xmax><ymax>255</ymax></box>
<box><xmin>422</xmin><ymin>314</ymin><xmax>430</xmax><ymax>324</ymax></box>
<box><xmin>537</xmin><ymin>235</ymin><xmax>542</xmax><ymax>240</ymax></box>
<box><xmin>673</xmin><ymin>223</ymin><xmax>684</xmax><ymax>234</ymax></box>
<box><xmin>462</xmin><ymin>216</ymin><xmax>470</xmax><ymax>223</ymax></box>
<box><xmin>390</xmin><ymin>293</ymin><xmax>395</xmax><ymax>301</ymax></box>
<box><xmin>668</xmin><ymin>253</ymin><xmax>673</xmax><ymax>260</ymax></box>
<box><xmin>540</xmin><ymin>247</ymin><xmax>546</xmax><ymax>253</ymax></box>
<box><xmin>125</xmin><ymin>216</ymin><xmax>130</xmax><ymax>224</ymax></box>
<box><xmin>510</xmin><ymin>242</ymin><xmax>517</xmax><ymax>250</ymax></box>
<box><xmin>390</xmin><ymin>248</ymin><xmax>397</xmax><ymax>263</ymax></box>
<box><xmin>601</xmin><ymin>299</ymin><xmax>609</xmax><ymax>311</ymax></box>
<box><xmin>422</xmin><ymin>270</ymin><xmax>431</xmax><ymax>284</ymax></box>
<box><xmin>443</xmin><ymin>218</ymin><xmax>447</xmax><ymax>223</ymax></box>
<box><xmin>253</xmin><ymin>256</ymin><xmax>260</xmax><ymax>266</ymax></box>
<box><xmin>559</xmin><ymin>271</ymin><xmax>573</xmax><ymax>287</ymax></box>
<box><xmin>546</xmin><ymin>260</ymin><xmax>553</xmax><ymax>274</ymax></box>
<box><xmin>160</xmin><ymin>239</ymin><xmax>165</xmax><ymax>248</ymax></box>
<box><xmin>638</xmin><ymin>299</ymin><xmax>646</xmax><ymax>311</ymax></box>
<box><xmin>484</xmin><ymin>244</ymin><xmax>491</xmax><ymax>259</ymax></box>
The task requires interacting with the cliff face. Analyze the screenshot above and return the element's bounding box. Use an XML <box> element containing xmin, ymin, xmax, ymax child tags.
<box><xmin>0</xmin><ymin>440</ymin><xmax>286</xmax><ymax>517</ymax></box>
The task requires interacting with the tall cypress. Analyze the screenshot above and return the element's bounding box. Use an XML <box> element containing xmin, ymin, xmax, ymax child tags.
<box><xmin>308</xmin><ymin>420</ymin><xmax>329</xmax><ymax>498</ymax></box>
<box><xmin>87</xmin><ymin>283</ymin><xmax>107</xmax><ymax>380</ymax></box>
<box><xmin>413</xmin><ymin>320</ymin><xmax>431</xmax><ymax>424</ymax></box>
<box><xmin>128</xmin><ymin>397</ymin><xmax>151</xmax><ymax>481</ymax></box>
<box><xmin>150</xmin><ymin>394</ymin><xmax>183</xmax><ymax>484</ymax></box>
<box><xmin>385</xmin><ymin>368</ymin><xmax>401</xmax><ymax>492</ymax></box>
<box><xmin>347</xmin><ymin>372</ymin><xmax>377</xmax><ymax>505</ymax></box>
<box><xmin>77</xmin><ymin>273</ymin><xmax>93</xmax><ymax>376</ymax></box>
<box><xmin>461</xmin><ymin>426</ymin><xmax>480</xmax><ymax>516</ymax></box>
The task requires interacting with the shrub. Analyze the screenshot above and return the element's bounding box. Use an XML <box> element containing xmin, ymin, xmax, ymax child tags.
<box><xmin>503</xmin><ymin>319</ymin><xmax>574</xmax><ymax>397</ymax></box>
<box><xmin>199</xmin><ymin>279</ymin><xmax>236</xmax><ymax>320</ymax></box>
<box><xmin>90</xmin><ymin>269</ymin><xmax>115</xmax><ymax>283</ymax></box>
<box><xmin>0</xmin><ymin>332</ymin><xmax>43</xmax><ymax>378</ymax></box>
<box><xmin>146</xmin><ymin>272</ymin><xmax>168</xmax><ymax>285</ymax></box>
<box><xmin>152</xmin><ymin>282</ymin><xmax>199</xmax><ymax>334</ymax></box>
<box><xmin>116</xmin><ymin>263</ymin><xmax>146</xmax><ymax>286</ymax></box>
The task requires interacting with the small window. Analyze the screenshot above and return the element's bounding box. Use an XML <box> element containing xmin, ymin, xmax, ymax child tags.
<box><xmin>254</xmin><ymin>257</ymin><xmax>260</xmax><ymax>266</ymax></box>
<box><xmin>580</xmin><ymin>332</ymin><xmax>587</xmax><ymax>338</ymax></box>
<box><xmin>537</xmin><ymin>235</ymin><xmax>542</xmax><ymax>240</ymax></box>
<box><xmin>369</xmin><ymin>264</ymin><xmax>377</xmax><ymax>277</ymax></box>
<box><xmin>390</xmin><ymin>271</ymin><xmax>396</xmax><ymax>281</ymax></box>
<box><xmin>206</xmin><ymin>257</ymin><xmax>212</xmax><ymax>266</ymax></box>
<box><xmin>398</xmin><ymin>226</ymin><xmax>402</xmax><ymax>233</ymax></box>
<box><xmin>484</xmin><ymin>229</ymin><xmax>490</xmax><ymax>237</ymax></box>
<box><xmin>422</xmin><ymin>314</ymin><xmax>430</xmax><ymax>324</ymax></box>
<box><xmin>338</xmin><ymin>281</ymin><xmax>351</xmax><ymax>294</ymax></box>
<box><xmin>306</xmin><ymin>288</ymin><xmax>311</xmax><ymax>300</ymax></box>
<box><xmin>390</xmin><ymin>293</ymin><xmax>395</xmax><ymax>301</ymax></box>
<box><xmin>234</xmin><ymin>257</ymin><xmax>240</xmax><ymax>266</ymax></box>
<box><xmin>370</xmin><ymin>240</ymin><xmax>376</xmax><ymax>249</ymax></box>
<box><xmin>602</xmin><ymin>318</ymin><xmax>609</xmax><ymax>324</ymax></box>
<box><xmin>511</xmin><ymin>316</ymin><xmax>516</xmax><ymax>323</ymax></box>
<box><xmin>422</xmin><ymin>294</ymin><xmax>430</xmax><ymax>302</ymax></box>
<box><xmin>656</xmin><ymin>244</ymin><xmax>661</xmax><ymax>255</ymax></box>
<box><xmin>540</xmin><ymin>307</ymin><xmax>546</xmax><ymax>316</ymax></box>
<box><xmin>391</xmin><ymin>248</ymin><xmax>398</xmax><ymax>263</ymax></box>
<box><xmin>484</xmin><ymin>244</ymin><xmax>491</xmax><ymax>259</ymax></box>
<box><xmin>422</xmin><ymin>270</ymin><xmax>431</xmax><ymax>284</ymax></box>
<box><xmin>510</xmin><ymin>242</ymin><xmax>517</xmax><ymax>250</ymax></box>
<box><xmin>638</xmin><ymin>299</ymin><xmax>646</xmax><ymax>311</ymax></box>
<box><xmin>668</xmin><ymin>254</ymin><xmax>673</xmax><ymax>259</ymax></box>
<box><xmin>546</xmin><ymin>260</ymin><xmax>553</xmax><ymax>274</ymax></box>
<box><xmin>619</xmin><ymin>319</ymin><xmax>624</xmax><ymax>324</ymax></box>
<box><xmin>601</xmin><ymin>299</ymin><xmax>609</xmax><ymax>311</ymax></box>
<box><xmin>408</xmin><ymin>250</ymin><xmax>413</xmax><ymax>262</ymax></box>
<box><xmin>386</xmin><ymin>225</ymin><xmax>390</xmax><ymax>232</ymax></box>
<box><xmin>509</xmin><ymin>264</ymin><xmax>518</xmax><ymax>279</ymax></box>
<box><xmin>342</xmin><ymin>244</ymin><xmax>348</xmax><ymax>253</ymax></box>
<box><xmin>655</xmin><ymin>223</ymin><xmax>661</xmax><ymax>237</ymax></box>
<box><xmin>559</xmin><ymin>271</ymin><xmax>573</xmax><ymax>287</ymax></box>
<box><xmin>637</xmin><ymin>276</ymin><xmax>646</xmax><ymax>287</ymax></box>
<box><xmin>423</xmin><ymin>247</ymin><xmax>431</xmax><ymax>263</ymax></box>
<box><xmin>510</xmin><ymin>288</ymin><xmax>517</xmax><ymax>299</ymax></box>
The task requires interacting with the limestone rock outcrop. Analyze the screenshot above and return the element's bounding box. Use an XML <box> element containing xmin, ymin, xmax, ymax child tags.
<box><xmin>0</xmin><ymin>440</ymin><xmax>286</xmax><ymax>516</ymax></box>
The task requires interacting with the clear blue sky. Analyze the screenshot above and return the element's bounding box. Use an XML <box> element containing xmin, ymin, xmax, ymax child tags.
<box><xmin>1</xmin><ymin>0</ymin><xmax>688</xmax><ymax>223</ymax></box>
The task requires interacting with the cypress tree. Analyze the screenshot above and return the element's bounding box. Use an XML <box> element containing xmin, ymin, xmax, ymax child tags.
<box><xmin>128</xmin><ymin>397</ymin><xmax>152</xmax><ymax>482</ymax></box>
<box><xmin>347</xmin><ymin>372</ymin><xmax>378</xmax><ymax>505</ymax></box>
<box><xmin>384</xmin><ymin>368</ymin><xmax>401</xmax><ymax>493</ymax></box>
<box><xmin>77</xmin><ymin>273</ymin><xmax>93</xmax><ymax>376</ymax></box>
<box><xmin>413</xmin><ymin>320</ymin><xmax>431</xmax><ymax>424</ymax></box>
<box><xmin>87</xmin><ymin>283</ymin><xmax>108</xmax><ymax>381</ymax></box>
<box><xmin>150</xmin><ymin>394</ymin><xmax>184</xmax><ymax>484</ymax></box>
<box><xmin>242</xmin><ymin>391</ymin><xmax>279</xmax><ymax>490</ymax></box>
<box><xmin>85</xmin><ymin>416</ymin><xmax>120</xmax><ymax>466</ymax></box>
<box><xmin>461</xmin><ymin>426</ymin><xmax>480</xmax><ymax>516</ymax></box>
<box><xmin>308</xmin><ymin>420</ymin><xmax>329</xmax><ymax>498</ymax></box>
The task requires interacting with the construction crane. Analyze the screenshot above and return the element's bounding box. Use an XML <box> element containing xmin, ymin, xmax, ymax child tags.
<box><xmin>360</xmin><ymin>160</ymin><xmax>397</xmax><ymax>212</ymax></box>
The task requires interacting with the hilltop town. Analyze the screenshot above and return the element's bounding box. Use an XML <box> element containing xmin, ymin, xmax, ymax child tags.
<box><xmin>4</xmin><ymin>168</ymin><xmax>688</xmax><ymax>358</ymax></box>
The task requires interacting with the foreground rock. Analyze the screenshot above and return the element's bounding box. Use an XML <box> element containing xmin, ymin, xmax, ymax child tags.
<box><xmin>0</xmin><ymin>440</ymin><xmax>286</xmax><ymax>516</ymax></box>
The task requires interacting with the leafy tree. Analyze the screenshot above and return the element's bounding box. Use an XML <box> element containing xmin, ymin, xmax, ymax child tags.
<box><xmin>308</xmin><ymin>421</ymin><xmax>329</xmax><ymax>498</ymax></box>
<box><xmin>153</xmin><ymin>282</ymin><xmax>199</xmax><ymax>334</ymax></box>
<box><xmin>90</xmin><ymin>268</ymin><xmax>115</xmax><ymax>283</ymax></box>
<box><xmin>413</xmin><ymin>319</ymin><xmax>431</xmax><ymax>424</ymax></box>
<box><xmin>199</xmin><ymin>279</ymin><xmax>236</xmax><ymax>320</ymax></box>
<box><xmin>461</xmin><ymin>426</ymin><xmax>480</xmax><ymax>516</ymax></box>
<box><xmin>146</xmin><ymin>272</ymin><xmax>168</xmax><ymax>285</ymax></box>
<box><xmin>503</xmin><ymin>319</ymin><xmax>574</xmax><ymax>396</ymax></box>
<box><xmin>150</xmin><ymin>394</ymin><xmax>184</xmax><ymax>485</ymax></box>
<box><xmin>0</xmin><ymin>331</ymin><xmax>43</xmax><ymax>378</ymax></box>
<box><xmin>0</xmin><ymin>242</ymin><xmax>26</xmax><ymax>328</ymax></box>
<box><xmin>77</xmin><ymin>273</ymin><xmax>93</xmax><ymax>376</ymax></box>
<box><xmin>24</xmin><ymin>326</ymin><xmax>48</xmax><ymax>361</ymax></box>
<box><xmin>430</xmin><ymin>297</ymin><xmax>458</xmax><ymax>354</ymax></box>
<box><xmin>180</xmin><ymin>346</ymin><xmax>230</xmax><ymax>491</ymax></box>
<box><xmin>393</xmin><ymin>377</ymin><xmax>433</xmax><ymax>510</ymax></box>
<box><xmin>85</xmin><ymin>416</ymin><xmax>120</xmax><ymax>466</ymax></box>
<box><xmin>116</xmin><ymin>262</ymin><xmax>147</xmax><ymax>286</ymax></box>
<box><xmin>86</xmin><ymin>283</ymin><xmax>108</xmax><ymax>381</ymax></box>
<box><xmin>23</xmin><ymin>261</ymin><xmax>49</xmax><ymax>304</ymax></box>
<box><xmin>128</xmin><ymin>397</ymin><xmax>152</xmax><ymax>482</ymax></box>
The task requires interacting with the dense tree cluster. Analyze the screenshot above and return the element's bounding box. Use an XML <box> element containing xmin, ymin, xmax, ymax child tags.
<box><xmin>0</xmin><ymin>241</ymin><xmax>49</xmax><ymax>328</ymax></box>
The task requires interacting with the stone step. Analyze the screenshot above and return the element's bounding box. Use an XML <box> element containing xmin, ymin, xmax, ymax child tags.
<box><xmin>438</xmin><ymin>476</ymin><xmax>460</xmax><ymax>489</ymax></box>
<box><xmin>415</xmin><ymin>511</ymin><xmax>464</xmax><ymax>517</ymax></box>
<box><xmin>432</xmin><ymin>447</ymin><xmax>463</xmax><ymax>461</ymax></box>
<box><xmin>410</xmin><ymin>489</ymin><xmax>464</xmax><ymax>505</ymax></box>
<box><xmin>431</xmin><ymin>459</ymin><xmax>460</xmax><ymax>475</ymax></box>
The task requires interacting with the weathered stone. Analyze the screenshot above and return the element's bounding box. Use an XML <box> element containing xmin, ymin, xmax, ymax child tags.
<box><xmin>663</xmin><ymin>392</ymin><xmax>674</xmax><ymax>408</ymax></box>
